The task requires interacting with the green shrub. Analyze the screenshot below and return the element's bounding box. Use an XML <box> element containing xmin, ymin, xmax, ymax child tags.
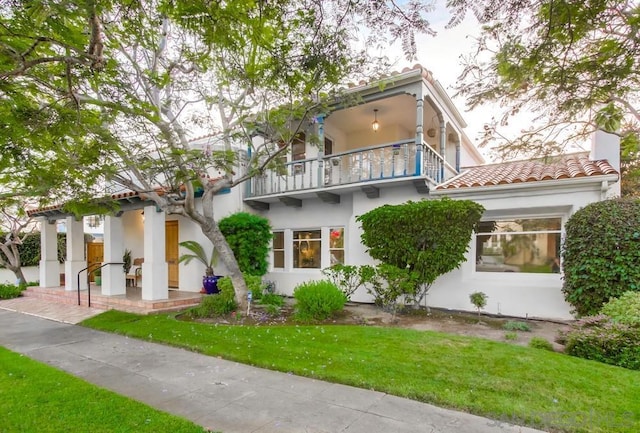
<box><xmin>357</xmin><ymin>198</ymin><xmax>484</xmax><ymax>308</ymax></box>
<box><xmin>260</xmin><ymin>293</ymin><xmax>284</xmax><ymax>307</ymax></box>
<box><xmin>366</xmin><ymin>264</ymin><xmax>420</xmax><ymax>314</ymax></box>
<box><xmin>293</xmin><ymin>280</ymin><xmax>346</xmax><ymax>321</ymax></box>
<box><xmin>263</xmin><ymin>303</ymin><xmax>281</xmax><ymax>317</ymax></box>
<box><xmin>503</xmin><ymin>321</ymin><xmax>532</xmax><ymax>332</ymax></box>
<box><xmin>191</xmin><ymin>278</ymin><xmax>237</xmax><ymax>317</ymax></box>
<box><xmin>562</xmin><ymin>198</ymin><xmax>640</xmax><ymax>316</ymax></box>
<box><xmin>321</xmin><ymin>264</ymin><xmax>363</xmax><ymax>300</ymax></box>
<box><xmin>564</xmin><ymin>315</ymin><xmax>640</xmax><ymax>370</ymax></box>
<box><xmin>219</xmin><ymin>212</ymin><xmax>272</xmax><ymax>276</ymax></box>
<box><xmin>504</xmin><ymin>332</ymin><xmax>518</xmax><ymax>341</ymax></box>
<box><xmin>528</xmin><ymin>337</ymin><xmax>554</xmax><ymax>351</ymax></box>
<box><xmin>601</xmin><ymin>291</ymin><xmax>640</xmax><ymax>326</ymax></box>
<box><xmin>219</xmin><ymin>272</ymin><xmax>266</xmax><ymax>302</ymax></box>
<box><xmin>244</xmin><ymin>274</ymin><xmax>266</xmax><ymax>300</ymax></box>
<box><xmin>0</xmin><ymin>283</ymin><xmax>25</xmax><ymax>299</ymax></box>
<box><xmin>469</xmin><ymin>291</ymin><xmax>487</xmax><ymax>320</ymax></box>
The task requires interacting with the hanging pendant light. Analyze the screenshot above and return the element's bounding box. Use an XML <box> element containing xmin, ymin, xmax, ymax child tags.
<box><xmin>372</xmin><ymin>109</ymin><xmax>380</xmax><ymax>132</ymax></box>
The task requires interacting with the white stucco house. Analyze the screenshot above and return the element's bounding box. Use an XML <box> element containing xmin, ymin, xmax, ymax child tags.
<box><xmin>28</xmin><ymin>65</ymin><xmax>620</xmax><ymax>320</ymax></box>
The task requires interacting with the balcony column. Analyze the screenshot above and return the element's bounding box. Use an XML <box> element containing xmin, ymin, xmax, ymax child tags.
<box><xmin>439</xmin><ymin>116</ymin><xmax>446</xmax><ymax>182</ymax></box>
<box><xmin>317</xmin><ymin>115</ymin><xmax>325</xmax><ymax>187</ymax></box>
<box><xmin>415</xmin><ymin>98</ymin><xmax>424</xmax><ymax>175</ymax></box>
<box><xmin>64</xmin><ymin>216</ymin><xmax>86</xmax><ymax>292</ymax></box>
<box><xmin>38</xmin><ymin>217</ymin><xmax>59</xmax><ymax>287</ymax></box>
<box><xmin>141</xmin><ymin>204</ymin><xmax>168</xmax><ymax>300</ymax></box>
<box><xmin>102</xmin><ymin>214</ymin><xmax>126</xmax><ymax>296</ymax></box>
<box><xmin>455</xmin><ymin>141</ymin><xmax>461</xmax><ymax>172</ymax></box>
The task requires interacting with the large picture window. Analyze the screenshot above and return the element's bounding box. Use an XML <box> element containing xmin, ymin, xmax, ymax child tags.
<box><xmin>475</xmin><ymin>218</ymin><xmax>562</xmax><ymax>273</ymax></box>
<box><xmin>293</xmin><ymin>230</ymin><xmax>321</xmax><ymax>268</ymax></box>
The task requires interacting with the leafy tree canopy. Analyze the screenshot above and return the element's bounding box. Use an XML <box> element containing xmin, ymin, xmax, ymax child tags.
<box><xmin>447</xmin><ymin>0</ymin><xmax>639</xmax><ymax>162</ymax></box>
<box><xmin>1</xmin><ymin>0</ymin><xmax>436</xmax><ymax>308</ymax></box>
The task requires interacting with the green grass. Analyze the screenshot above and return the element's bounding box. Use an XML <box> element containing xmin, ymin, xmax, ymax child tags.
<box><xmin>0</xmin><ymin>346</ymin><xmax>210</xmax><ymax>433</ymax></box>
<box><xmin>82</xmin><ymin>310</ymin><xmax>640</xmax><ymax>433</ymax></box>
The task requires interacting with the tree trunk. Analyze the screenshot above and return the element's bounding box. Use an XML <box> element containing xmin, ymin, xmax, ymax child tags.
<box><xmin>200</xmin><ymin>222</ymin><xmax>248</xmax><ymax>312</ymax></box>
<box><xmin>9</xmin><ymin>266</ymin><xmax>26</xmax><ymax>286</ymax></box>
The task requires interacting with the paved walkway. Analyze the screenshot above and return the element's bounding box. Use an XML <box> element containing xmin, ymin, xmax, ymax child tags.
<box><xmin>0</xmin><ymin>303</ymin><xmax>544</xmax><ymax>433</ymax></box>
<box><xmin>0</xmin><ymin>296</ymin><xmax>105</xmax><ymax>323</ymax></box>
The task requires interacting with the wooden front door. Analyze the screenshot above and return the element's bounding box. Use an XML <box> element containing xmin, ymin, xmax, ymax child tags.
<box><xmin>86</xmin><ymin>242</ymin><xmax>104</xmax><ymax>282</ymax></box>
<box><xmin>165</xmin><ymin>221</ymin><xmax>179</xmax><ymax>288</ymax></box>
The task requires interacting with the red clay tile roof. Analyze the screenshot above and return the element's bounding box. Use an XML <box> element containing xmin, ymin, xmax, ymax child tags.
<box><xmin>436</xmin><ymin>153</ymin><xmax>618</xmax><ymax>191</ymax></box>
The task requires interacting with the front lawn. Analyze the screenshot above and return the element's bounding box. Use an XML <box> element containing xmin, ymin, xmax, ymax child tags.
<box><xmin>82</xmin><ymin>310</ymin><xmax>640</xmax><ymax>433</ymax></box>
<box><xmin>0</xmin><ymin>346</ymin><xmax>211</xmax><ymax>433</ymax></box>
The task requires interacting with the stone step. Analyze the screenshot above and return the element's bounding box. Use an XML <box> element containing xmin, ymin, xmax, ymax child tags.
<box><xmin>22</xmin><ymin>287</ymin><xmax>202</xmax><ymax>315</ymax></box>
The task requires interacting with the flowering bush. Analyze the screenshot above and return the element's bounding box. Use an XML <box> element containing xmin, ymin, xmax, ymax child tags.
<box><xmin>564</xmin><ymin>315</ymin><xmax>640</xmax><ymax>370</ymax></box>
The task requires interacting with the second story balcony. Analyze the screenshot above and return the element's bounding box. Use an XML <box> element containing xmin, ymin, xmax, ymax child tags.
<box><xmin>246</xmin><ymin>139</ymin><xmax>459</xmax><ymax>208</ymax></box>
<box><xmin>243</xmin><ymin>67</ymin><xmax>485</xmax><ymax>209</ymax></box>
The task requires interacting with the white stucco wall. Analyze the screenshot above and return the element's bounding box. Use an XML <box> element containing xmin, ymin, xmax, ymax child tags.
<box><xmin>260</xmin><ymin>178</ymin><xmax>618</xmax><ymax>320</ymax></box>
<box><xmin>0</xmin><ymin>264</ymin><xmax>65</xmax><ymax>285</ymax></box>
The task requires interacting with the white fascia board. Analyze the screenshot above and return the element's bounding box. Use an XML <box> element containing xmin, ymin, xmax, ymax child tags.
<box><xmin>432</xmin><ymin>80</ymin><xmax>467</xmax><ymax>128</ymax></box>
<box><xmin>431</xmin><ymin>174</ymin><xmax>620</xmax><ymax>199</ymax></box>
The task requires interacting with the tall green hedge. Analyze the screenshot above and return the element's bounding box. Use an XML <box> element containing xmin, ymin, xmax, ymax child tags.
<box><xmin>219</xmin><ymin>212</ymin><xmax>271</xmax><ymax>276</ymax></box>
<box><xmin>0</xmin><ymin>232</ymin><xmax>67</xmax><ymax>268</ymax></box>
<box><xmin>562</xmin><ymin>198</ymin><xmax>640</xmax><ymax>316</ymax></box>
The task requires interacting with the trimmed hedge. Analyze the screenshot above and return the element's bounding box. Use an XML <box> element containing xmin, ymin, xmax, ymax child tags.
<box><xmin>562</xmin><ymin>198</ymin><xmax>640</xmax><ymax>316</ymax></box>
<box><xmin>0</xmin><ymin>232</ymin><xmax>67</xmax><ymax>268</ymax></box>
<box><xmin>219</xmin><ymin>212</ymin><xmax>272</xmax><ymax>276</ymax></box>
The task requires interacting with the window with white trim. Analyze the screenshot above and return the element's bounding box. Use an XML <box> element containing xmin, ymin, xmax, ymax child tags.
<box><xmin>475</xmin><ymin>218</ymin><xmax>562</xmax><ymax>273</ymax></box>
<box><xmin>272</xmin><ymin>228</ymin><xmax>346</xmax><ymax>269</ymax></box>
<box><xmin>272</xmin><ymin>231</ymin><xmax>284</xmax><ymax>269</ymax></box>
<box><xmin>293</xmin><ymin>230</ymin><xmax>322</xmax><ymax>268</ymax></box>
<box><xmin>329</xmin><ymin>228</ymin><xmax>344</xmax><ymax>265</ymax></box>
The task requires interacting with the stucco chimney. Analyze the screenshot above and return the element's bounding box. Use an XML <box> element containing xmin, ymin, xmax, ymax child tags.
<box><xmin>590</xmin><ymin>129</ymin><xmax>620</xmax><ymax>172</ymax></box>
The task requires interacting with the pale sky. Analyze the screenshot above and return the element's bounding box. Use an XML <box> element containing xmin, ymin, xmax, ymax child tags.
<box><xmin>389</xmin><ymin>1</ymin><xmax>590</xmax><ymax>161</ymax></box>
<box><xmin>387</xmin><ymin>1</ymin><xmax>536</xmax><ymax>161</ymax></box>
<box><xmin>391</xmin><ymin>1</ymin><xmax>494</xmax><ymax>158</ymax></box>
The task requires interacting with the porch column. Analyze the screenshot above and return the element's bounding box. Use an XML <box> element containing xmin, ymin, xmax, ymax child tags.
<box><xmin>439</xmin><ymin>116</ymin><xmax>446</xmax><ymax>182</ymax></box>
<box><xmin>64</xmin><ymin>216</ymin><xmax>86</xmax><ymax>292</ymax></box>
<box><xmin>141</xmin><ymin>204</ymin><xmax>168</xmax><ymax>300</ymax></box>
<box><xmin>317</xmin><ymin>115</ymin><xmax>325</xmax><ymax>186</ymax></box>
<box><xmin>102</xmin><ymin>214</ymin><xmax>126</xmax><ymax>296</ymax></box>
<box><xmin>415</xmin><ymin>97</ymin><xmax>424</xmax><ymax>175</ymax></box>
<box><xmin>455</xmin><ymin>141</ymin><xmax>461</xmax><ymax>173</ymax></box>
<box><xmin>38</xmin><ymin>217</ymin><xmax>59</xmax><ymax>287</ymax></box>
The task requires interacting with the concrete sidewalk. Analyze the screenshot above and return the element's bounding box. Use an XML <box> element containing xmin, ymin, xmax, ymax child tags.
<box><xmin>0</xmin><ymin>309</ymin><xmax>543</xmax><ymax>433</ymax></box>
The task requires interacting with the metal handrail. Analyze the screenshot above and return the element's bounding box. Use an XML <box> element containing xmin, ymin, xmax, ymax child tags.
<box><xmin>77</xmin><ymin>262</ymin><xmax>125</xmax><ymax>307</ymax></box>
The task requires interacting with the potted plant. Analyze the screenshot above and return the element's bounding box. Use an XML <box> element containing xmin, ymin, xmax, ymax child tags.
<box><xmin>94</xmin><ymin>267</ymin><xmax>102</xmax><ymax>286</ymax></box>
<box><xmin>122</xmin><ymin>249</ymin><xmax>132</xmax><ymax>274</ymax></box>
<box><xmin>178</xmin><ymin>240</ymin><xmax>220</xmax><ymax>294</ymax></box>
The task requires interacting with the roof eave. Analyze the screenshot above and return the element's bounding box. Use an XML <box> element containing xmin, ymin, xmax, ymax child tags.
<box><xmin>431</xmin><ymin>173</ymin><xmax>620</xmax><ymax>196</ymax></box>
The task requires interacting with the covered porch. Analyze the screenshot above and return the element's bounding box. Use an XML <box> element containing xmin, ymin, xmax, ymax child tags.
<box><xmin>33</xmin><ymin>200</ymin><xmax>182</xmax><ymax>303</ymax></box>
<box><xmin>21</xmin><ymin>284</ymin><xmax>202</xmax><ymax>314</ymax></box>
<box><xmin>245</xmin><ymin>69</ymin><xmax>476</xmax><ymax>208</ymax></box>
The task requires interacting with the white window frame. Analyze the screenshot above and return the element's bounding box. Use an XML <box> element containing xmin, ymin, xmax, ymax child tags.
<box><xmin>270</xmin><ymin>227</ymin><xmax>347</xmax><ymax>271</ymax></box>
<box><xmin>474</xmin><ymin>215</ymin><xmax>563</xmax><ymax>275</ymax></box>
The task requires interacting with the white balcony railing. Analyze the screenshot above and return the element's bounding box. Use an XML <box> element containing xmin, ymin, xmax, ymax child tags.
<box><xmin>248</xmin><ymin>139</ymin><xmax>456</xmax><ymax>198</ymax></box>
